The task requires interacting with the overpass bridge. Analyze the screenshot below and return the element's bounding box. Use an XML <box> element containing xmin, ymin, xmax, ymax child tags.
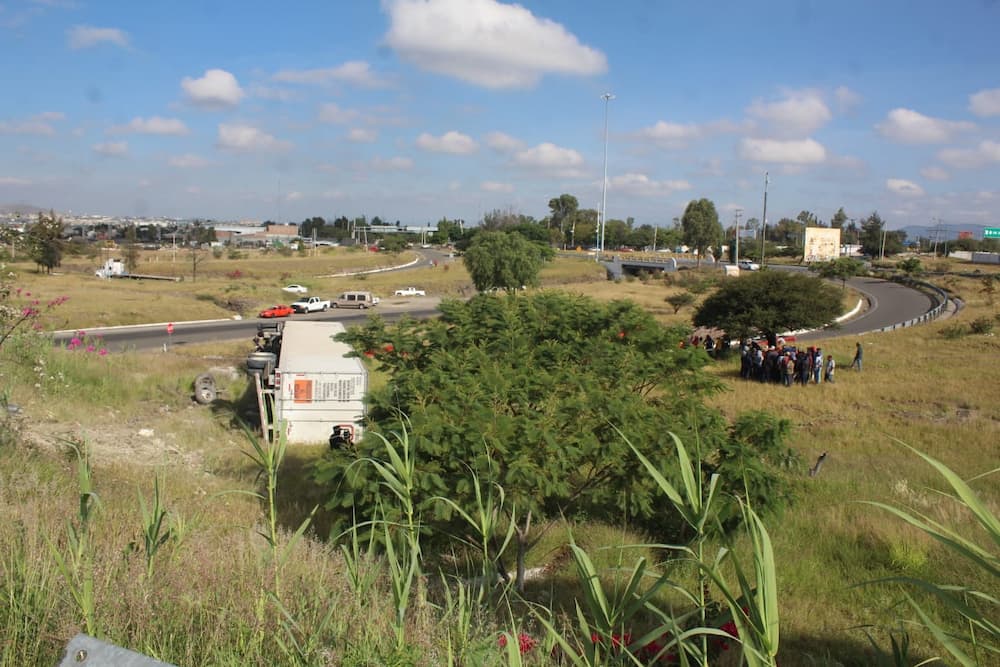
<box><xmin>598</xmin><ymin>252</ymin><xmax>707</xmax><ymax>278</ymax></box>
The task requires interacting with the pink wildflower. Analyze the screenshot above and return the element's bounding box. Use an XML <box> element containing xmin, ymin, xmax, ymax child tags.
<box><xmin>98</xmin><ymin>349</ymin><xmax>108</xmax><ymax>356</ymax></box>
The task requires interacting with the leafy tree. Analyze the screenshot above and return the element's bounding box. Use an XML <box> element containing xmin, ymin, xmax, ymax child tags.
<box><xmin>770</xmin><ymin>217</ymin><xmax>805</xmax><ymax>246</ymax></box>
<box><xmin>379</xmin><ymin>234</ymin><xmax>408</xmax><ymax>253</ymax></box>
<box><xmin>431</xmin><ymin>218</ymin><xmax>462</xmax><ymax>244</ymax></box>
<box><xmin>299</xmin><ymin>216</ymin><xmax>327</xmax><ymax>239</ymax></box>
<box><xmin>123</xmin><ymin>224</ymin><xmax>140</xmax><ymax>273</ymax></box>
<box><xmin>319</xmin><ymin>293</ymin><xmax>794</xmax><ymax>590</ymax></box>
<box><xmin>603</xmin><ymin>218</ymin><xmax>629</xmax><ymax>249</ymax></box>
<box><xmin>462</xmin><ymin>231</ymin><xmax>550</xmax><ymax>291</ymax></box>
<box><xmin>548</xmin><ymin>193</ymin><xmax>578</xmax><ymax>247</ymax></box>
<box><xmin>694</xmin><ymin>271</ymin><xmax>842</xmax><ymax>343</ymax></box>
<box><xmin>830</xmin><ymin>207</ymin><xmax>848</xmax><ymax>229</ymax></box>
<box><xmin>814</xmin><ymin>257</ymin><xmax>866</xmax><ymax>289</ymax></box>
<box><xmin>858</xmin><ymin>211</ymin><xmax>904</xmax><ymax>258</ymax></box>
<box><xmin>896</xmin><ymin>257</ymin><xmax>923</xmax><ymax>277</ymax></box>
<box><xmin>665</xmin><ymin>291</ymin><xmax>696</xmax><ymax>314</ymax></box>
<box><xmin>26</xmin><ymin>210</ymin><xmax>65</xmax><ymax>274</ymax></box>
<box><xmin>681</xmin><ymin>198</ymin><xmax>722</xmax><ymax>265</ymax></box>
<box><xmin>796</xmin><ymin>210</ymin><xmax>822</xmax><ymax>227</ymax></box>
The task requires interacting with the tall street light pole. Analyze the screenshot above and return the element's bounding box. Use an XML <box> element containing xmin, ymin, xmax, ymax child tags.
<box><xmin>598</xmin><ymin>92</ymin><xmax>615</xmax><ymax>262</ymax></box>
<box><xmin>759</xmin><ymin>171</ymin><xmax>769</xmax><ymax>265</ymax></box>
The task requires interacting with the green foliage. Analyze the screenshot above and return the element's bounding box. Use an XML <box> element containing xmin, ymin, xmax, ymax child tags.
<box><xmin>25</xmin><ymin>210</ymin><xmax>65</xmax><ymax>274</ymax></box>
<box><xmin>693</xmin><ymin>270</ymin><xmax>842</xmax><ymax>341</ymax></box>
<box><xmin>379</xmin><ymin>234</ymin><xmax>409</xmax><ymax>253</ymax></box>
<box><xmin>940</xmin><ymin>323</ymin><xmax>968</xmax><ymax>339</ymax></box>
<box><xmin>969</xmin><ymin>316</ymin><xmax>994</xmax><ymax>335</ymax></box>
<box><xmin>681</xmin><ymin>198</ymin><xmax>723</xmax><ymax>266</ymax></box>
<box><xmin>862</xmin><ymin>443</ymin><xmax>999</xmax><ymax>666</ymax></box>
<box><xmin>462</xmin><ymin>230</ymin><xmax>550</xmax><ymax>292</ymax></box>
<box><xmin>666</xmin><ymin>291</ymin><xmax>696</xmax><ymax>314</ymax></box>
<box><xmin>814</xmin><ymin>256</ymin><xmax>866</xmax><ymax>289</ymax></box>
<box><xmin>896</xmin><ymin>257</ymin><xmax>923</xmax><ymax>277</ymax></box>
<box><xmin>321</xmin><ymin>293</ymin><xmax>796</xmax><ymax>592</ymax></box>
<box><xmin>859</xmin><ymin>212</ymin><xmax>906</xmax><ymax>257</ymax></box>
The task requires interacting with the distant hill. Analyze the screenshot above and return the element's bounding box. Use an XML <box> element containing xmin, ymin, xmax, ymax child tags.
<box><xmin>0</xmin><ymin>203</ymin><xmax>49</xmax><ymax>216</ymax></box>
<box><xmin>900</xmin><ymin>222</ymin><xmax>993</xmax><ymax>241</ymax></box>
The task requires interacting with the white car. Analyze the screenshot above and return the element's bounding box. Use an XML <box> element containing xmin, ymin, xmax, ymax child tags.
<box><xmin>282</xmin><ymin>284</ymin><xmax>309</xmax><ymax>294</ymax></box>
<box><xmin>738</xmin><ymin>260</ymin><xmax>761</xmax><ymax>271</ymax></box>
<box><xmin>394</xmin><ymin>287</ymin><xmax>426</xmax><ymax>296</ymax></box>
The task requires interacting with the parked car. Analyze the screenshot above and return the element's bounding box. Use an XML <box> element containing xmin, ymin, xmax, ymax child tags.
<box><xmin>259</xmin><ymin>304</ymin><xmax>294</xmax><ymax>318</ymax></box>
<box><xmin>738</xmin><ymin>260</ymin><xmax>761</xmax><ymax>271</ymax></box>
<box><xmin>291</xmin><ymin>296</ymin><xmax>331</xmax><ymax>313</ymax></box>
<box><xmin>282</xmin><ymin>284</ymin><xmax>308</xmax><ymax>294</ymax></box>
<box><xmin>332</xmin><ymin>291</ymin><xmax>379</xmax><ymax>309</ymax></box>
<box><xmin>394</xmin><ymin>287</ymin><xmax>426</xmax><ymax>296</ymax></box>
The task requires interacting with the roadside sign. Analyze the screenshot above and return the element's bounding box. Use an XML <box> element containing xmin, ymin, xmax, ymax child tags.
<box><xmin>166</xmin><ymin>322</ymin><xmax>175</xmax><ymax>335</ymax></box>
<box><xmin>985</xmin><ymin>227</ymin><xmax>1000</xmax><ymax>239</ymax></box>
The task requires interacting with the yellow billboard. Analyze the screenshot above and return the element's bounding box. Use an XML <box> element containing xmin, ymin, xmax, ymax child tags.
<box><xmin>804</xmin><ymin>227</ymin><xmax>841</xmax><ymax>263</ymax></box>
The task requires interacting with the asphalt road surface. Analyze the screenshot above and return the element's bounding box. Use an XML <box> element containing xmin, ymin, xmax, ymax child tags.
<box><xmin>52</xmin><ymin>270</ymin><xmax>935</xmax><ymax>353</ymax></box>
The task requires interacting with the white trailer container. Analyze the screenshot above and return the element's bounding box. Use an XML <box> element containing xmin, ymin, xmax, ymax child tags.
<box><xmin>273</xmin><ymin>321</ymin><xmax>367</xmax><ymax>444</ymax></box>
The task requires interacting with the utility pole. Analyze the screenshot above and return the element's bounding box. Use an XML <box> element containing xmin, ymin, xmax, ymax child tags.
<box><xmin>598</xmin><ymin>92</ymin><xmax>615</xmax><ymax>262</ymax></box>
<box><xmin>734</xmin><ymin>208</ymin><xmax>743</xmax><ymax>263</ymax></box>
<box><xmin>652</xmin><ymin>224</ymin><xmax>658</xmax><ymax>253</ymax></box>
<box><xmin>880</xmin><ymin>228</ymin><xmax>887</xmax><ymax>260</ymax></box>
<box><xmin>759</xmin><ymin>172</ymin><xmax>769</xmax><ymax>265</ymax></box>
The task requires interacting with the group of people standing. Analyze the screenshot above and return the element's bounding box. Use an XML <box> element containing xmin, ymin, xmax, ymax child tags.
<box><xmin>739</xmin><ymin>339</ymin><xmax>861</xmax><ymax>386</ymax></box>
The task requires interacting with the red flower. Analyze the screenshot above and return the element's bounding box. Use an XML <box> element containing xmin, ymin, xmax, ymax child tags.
<box><xmin>363</xmin><ymin>350</ymin><xmax>375</xmax><ymax>359</ymax></box>
<box><xmin>383</xmin><ymin>343</ymin><xmax>395</xmax><ymax>353</ymax></box>
<box><xmin>618</xmin><ymin>330</ymin><xmax>626</xmax><ymax>339</ymax></box>
<box><xmin>499</xmin><ymin>632</ymin><xmax>537</xmax><ymax>654</ymax></box>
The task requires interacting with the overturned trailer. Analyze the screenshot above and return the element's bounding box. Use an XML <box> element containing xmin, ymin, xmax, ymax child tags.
<box><xmin>248</xmin><ymin>321</ymin><xmax>367</xmax><ymax>446</ymax></box>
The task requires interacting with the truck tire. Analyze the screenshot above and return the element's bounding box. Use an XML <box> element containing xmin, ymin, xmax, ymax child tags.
<box><xmin>194</xmin><ymin>373</ymin><xmax>216</xmax><ymax>389</ymax></box>
<box><xmin>194</xmin><ymin>384</ymin><xmax>217</xmax><ymax>405</ymax></box>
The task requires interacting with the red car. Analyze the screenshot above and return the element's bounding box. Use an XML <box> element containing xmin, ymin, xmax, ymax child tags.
<box><xmin>259</xmin><ymin>304</ymin><xmax>294</xmax><ymax>318</ymax></box>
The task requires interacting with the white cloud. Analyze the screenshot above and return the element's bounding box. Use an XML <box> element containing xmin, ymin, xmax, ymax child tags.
<box><xmin>886</xmin><ymin>178</ymin><xmax>925</xmax><ymax>197</ymax></box>
<box><xmin>0</xmin><ymin>176</ymin><xmax>32</xmax><ymax>186</ymax></box>
<box><xmin>168</xmin><ymin>153</ymin><xmax>210</xmax><ymax>168</ymax></box>
<box><xmin>92</xmin><ymin>141</ymin><xmax>128</xmax><ymax>157</ymax></box>
<box><xmin>0</xmin><ymin>119</ymin><xmax>55</xmax><ymax>135</ymax></box>
<box><xmin>876</xmin><ymin>108</ymin><xmax>975</xmax><ymax>144</ymax></box>
<box><xmin>481</xmin><ymin>181</ymin><xmax>514</xmax><ymax>193</ymax></box>
<box><xmin>273</xmin><ymin>61</ymin><xmax>385</xmax><ymax>87</ymax></box>
<box><xmin>834</xmin><ymin>85</ymin><xmax>862</xmax><ymax>113</ymax></box>
<box><xmin>112</xmin><ymin>116</ymin><xmax>189</xmax><ymax>135</ymax></box>
<box><xmin>372</xmin><ymin>156</ymin><xmax>414</xmax><ymax>171</ymax></box>
<box><xmin>347</xmin><ymin>128</ymin><xmax>377</xmax><ymax>143</ymax></box>
<box><xmin>608</xmin><ymin>173</ymin><xmax>692</xmax><ymax>196</ymax></box>
<box><xmin>67</xmin><ymin>25</ymin><xmax>129</xmax><ymax>49</ymax></box>
<box><xmin>181</xmin><ymin>69</ymin><xmax>244</xmax><ymax>109</ymax></box>
<box><xmin>36</xmin><ymin>111</ymin><xmax>65</xmax><ymax>121</ymax></box>
<box><xmin>513</xmin><ymin>142</ymin><xmax>585</xmax><ymax>175</ymax></box>
<box><xmin>250</xmin><ymin>84</ymin><xmax>298</xmax><ymax>102</ymax></box>
<box><xmin>383</xmin><ymin>0</ymin><xmax>607</xmax><ymax>89</ymax></box>
<box><xmin>216</xmin><ymin>124</ymin><xmax>291</xmax><ymax>152</ymax></box>
<box><xmin>739</xmin><ymin>138</ymin><xmax>827</xmax><ymax>164</ymax></box>
<box><xmin>635</xmin><ymin>121</ymin><xmax>703</xmax><ymax>148</ymax></box>
<box><xmin>938</xmin><ymin>140</ymin><xmax>1000</xmax><ymax>168</ymax></box>
<box><xmin>416</xmin><ymin>131</ymin><xmax>478</xmax><ymax>154</ymax></box>
<box><xmin>969</xmin><ymin>88</ymin><xmax>1000</xmax><ymax>117</ymax></box>
<box><xmin>746</xmin><ymin>90</ymin><xmax>832</xmax><ymax>137</ymax></box>
<box><xmin>318</xmin><ymin>103</ymin><xmax>360</xmax><ymax>124</ymax></box>
<box><xmin>484</xmin><ymin>131</ymin><xmax>524</xmax><ymax>152</ymax></box>
<box><xmin>285</xmin><ymin>191</ymin><xmax>303</xmax><ymax>201</ymax></box>
<box><xmin>920</xmin><ymin>166</ymin><xmax>949</xmax><ymax>181</ymax></box>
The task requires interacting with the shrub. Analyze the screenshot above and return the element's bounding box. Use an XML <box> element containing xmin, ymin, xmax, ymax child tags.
<box><xmin>969</xmin><ymin>316</ymin><xmax>994</xmax><ymax>334</ymax></box>
<box><xmin>939</xmin><ymin>323</ymin><xmax>967</xmax><ymax>339</ymax></box>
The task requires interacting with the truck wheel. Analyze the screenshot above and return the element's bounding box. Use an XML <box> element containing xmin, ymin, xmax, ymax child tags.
<box><xmin>194</xmin><ymin>373</ymin><xmax>216</xmax><ymax>389</ymax></box>
<box><xmin>194</xmin><ymin>384</ymin><xmax>217</xmax><ymax>405</ymax></box>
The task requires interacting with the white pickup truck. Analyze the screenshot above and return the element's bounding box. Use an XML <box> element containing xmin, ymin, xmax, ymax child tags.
<box><xmin>290</xmin><ymin>296</ymin><xmax>331</xmax><ymax>313</ymax></box>
<box><xmin>393</xmin><ymin>287</ymin><xmax>426</xmax><ymax>296</ymax></box>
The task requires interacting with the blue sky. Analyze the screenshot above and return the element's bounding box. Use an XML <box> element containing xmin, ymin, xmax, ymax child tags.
<box><xmin>1</xmin><ymin>0</ymin><xmax>999</xmax><ymax>231</ymax></box>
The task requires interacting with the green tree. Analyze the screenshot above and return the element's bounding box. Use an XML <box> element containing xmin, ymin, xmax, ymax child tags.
<box><xmin>694</xmin><ymin>271</ymin><xmax>842</xmax><ymax>343</ymax></box>
<box><xmin>665</xmin><ymin>291</ymin><xmax>696</xmax><ymax>314</ymax></box>
<box><xmin>858</xmin><ymin>212</ymin><xmax>904</xmax><ymax>258</ymax></box>
<box><xmin>26</xmin><ymin>210</ymin><xmax>65</xmax><ymax>274</ymax></box>
<box><xmin>431</xmin><ymin>218</ymin><xmax>462</xmax><ymax>244</ymax></box>
<box><xmin>123</xmin><ymin>224</ymin><xmax>140</xmax><ymax>273</ymax></box>
<box><xmin>462</xmin><ymin>231</ymin><xmax>550</xmax><ymax>292</ymax></box>
<box><xmin>319</xmin><ymin>293</ymin><xmax>794</xmax><ymax>590</ymax></box>
<box><xmin>681</xmin><ymin>198</ymin><xmax>722</xmax><ymax>266</ymax></box>
<box><xmin>896</xmin><ymin>257</ymin><xmax>923</xmax><ymax>277</ymax></box>
<box><xmin>547</xmin><ymin>193</ymin><xmax>578</xmax><ymax>248</ymax></box>
<box><xmin>830</xmin><ymin>207</ymin><xmax>848</xmax><ymax>229</ymax></box>
<box><xmin>379</xmin><ymin>234</ymin><xmax>408</xmax><ymax>253</ymax></box>
<box><xmin>814</xmin><ymin>257</ymin><xmax>866</xmax><ymax>289</ymax></box>
<box><xmin>602</xmin><ymin>218</ymin><xmax>629</xmax><ymax>249</ymax></box>
<box><xmin>299</xmin><ymin>216</ymin><xmax>326</xmax><ymax>239</ymax></box>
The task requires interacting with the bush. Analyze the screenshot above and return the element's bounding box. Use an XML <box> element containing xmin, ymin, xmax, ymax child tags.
<box><xmin>939</xmin><ymin>323</ymin><xmax>967</xmax><ymax>339</ymax></box>
<box><xmin>970</xmin><ymin>316</ymin><xmax>994</xmax><ymax>334</ymax></box>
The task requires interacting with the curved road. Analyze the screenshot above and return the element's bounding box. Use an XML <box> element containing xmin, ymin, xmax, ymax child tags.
<box><xmin>53</xmin><ymin>262</ymin><xmax>936</xmax><ymax>352</ymax></box>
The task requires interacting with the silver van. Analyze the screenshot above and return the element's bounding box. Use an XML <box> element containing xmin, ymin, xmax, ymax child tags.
<box><xmin>333</xmin><ymin>291</ymin><xmax>379</xmax><ymax>309</ymax></box>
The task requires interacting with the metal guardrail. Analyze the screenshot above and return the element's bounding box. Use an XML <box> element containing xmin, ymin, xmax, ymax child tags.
<box><xmin>869</xmin><ymin>278</ymin><xmax>951</xmax><ymax>334</ymax></box>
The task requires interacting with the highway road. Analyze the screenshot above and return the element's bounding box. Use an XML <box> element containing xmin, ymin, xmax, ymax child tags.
<box><xmin>52</xmin><ymin>262</ymin><xmax>937</xmax><ymax>352</ymax></box>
